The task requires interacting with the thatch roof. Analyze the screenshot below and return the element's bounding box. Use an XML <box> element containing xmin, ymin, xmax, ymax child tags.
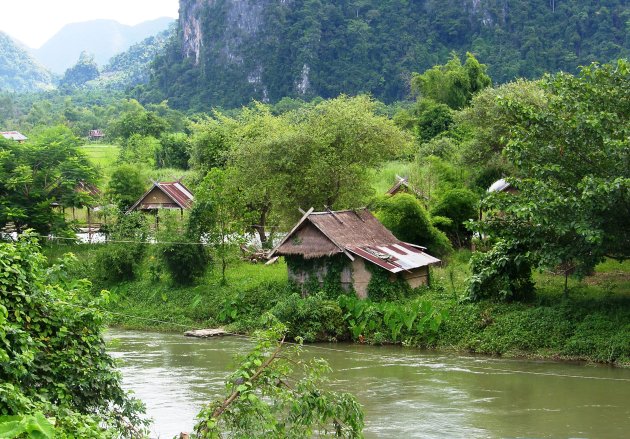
<box><xmin>270</xmin><ymin>208</ymin><xmax>440</xmax><ymax>273</ymax></box>
<box><xmin>386</xmin><ymin>175</ymin><xmax>428</xmax><ymax>200</ymax></box>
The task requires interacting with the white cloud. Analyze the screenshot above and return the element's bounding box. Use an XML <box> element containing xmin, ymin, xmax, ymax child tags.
<box><xmin>0</xmin><ymin>0</ymin><xmax>179</xmax><ymax>48</ymax></box>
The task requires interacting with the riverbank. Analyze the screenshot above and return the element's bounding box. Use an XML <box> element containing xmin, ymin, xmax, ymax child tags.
<box><xmin>45</xmin><ymin>244</ymin><xmax>630</xmax><ymax>366</ymax></box>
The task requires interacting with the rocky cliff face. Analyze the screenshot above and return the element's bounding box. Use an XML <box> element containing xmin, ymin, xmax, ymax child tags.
<box><xmin>180</xmin><ymin>0</ymin><xmax>269</xmax><ymax>65</ymax></box>
<box><xmin>149</xmin><ymin>0</ymin><xmax>629</xmax><ymax>111</ymax></box>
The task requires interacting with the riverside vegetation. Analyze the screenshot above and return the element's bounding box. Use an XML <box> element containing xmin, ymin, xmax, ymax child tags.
<box><xmin>2</xmin><ymin>55</ymin><xmax>629</xmax><ymax>436</ymax></box>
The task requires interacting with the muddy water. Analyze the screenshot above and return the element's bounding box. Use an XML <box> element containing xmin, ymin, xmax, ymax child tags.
<box><xmin>106</xmin><ymin>329</ymin><xmax>630</xmax><ymax>438</ymax></box>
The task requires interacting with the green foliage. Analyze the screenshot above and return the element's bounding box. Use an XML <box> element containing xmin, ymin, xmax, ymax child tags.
<box><xmin>475</xmin><ymin>60</ymin><xmax>630</xmax><ymax>281</ymax></box>
<box><xmin>60</xmin><ymin>51</ymin><xmax>100</xmax><ymax>89</ymax></box>
<box><xmin>190</xmin><ymin>168</ymin><xmax>251</xmax><ymax>285</ymax></box>
<box><xmin>0</xmin><ymin>32</ymin><xmax>53</xmax><ymax>92</ymax></box>
<box><xmin>456</xmin><ymin>79</ymin><xmax>547</xmax><ymax>167</ymax></box>
<box><xmin>285</xmin><ymin>255</ymin><xmax>351</xmax><ymax>298</ymax></box>
<box><xmin>106</xmin><ymin>164</ymin><xmax>146</xmax><ymax>210</ymax></box>
<box><xmin>466</xmin><ymin>240</ymin><xmax>535</xmax><ymax>302</ymax></box>
<box><xmin>430</xmin><ymin>188</ymin><xmax>478</xmax><ymax>247</ymax></box>
<box><xmin>118</xmin><ymin>133</ymin><xmax>160</xmax><ymax>166</ymax></box>
<box><xmin>373</xmin><ymin>193</ymin><xmax>452</xmax><ymax>257</ymax></box>
<box><xmin>0</xmin><ymin>412</ymin><xmax>55</xmax><ymax>438</ymax></box>
<box><xmin>189</xmin><ymin>116</ymin><xmax>233</xmax><ymax>171</ymax></box>
<box><xmin>194</xmin><ymin>321</ymin><xmax>364</xmax><ymax>438</ymax></box>
<box><xmin>156</xmin><ymin>132</ymin><xmax>190</xmax><ymax>169</ymax></box>
<box><xmin>143</xmin><ymin>1</ymin><xmax>629</xmax><ymax>111</ymax></box>
<box><xmin>365</xmin><ymin>264</ymin><xmax>410</xmax><ymax>302</ymax></box>
<box><xmin>0</xmin><ymin>126</ymin><xmax>97</xmax><ymax>234</ymax></box>
<box><xmin>94</xmin><ymin>27</ymin><xmax>175</xmax><ymax>90</ymax></box>
<box><xmin>155</xmin><ymin>212</ymin><xmax>211</xmax><ymax>286</ymax></box>
<box><xmin>412</xmin><ymin>52</ymin><xmax>491</xmax><ymax>109</ymax></box>
<box><xmin>109</xmin><ymin>100</ymin><xmax>169</xmax><ymax>142</ymax></box>
<box><xmin>93</xmin><ymin>212</ymin><xmax>148</xmax><ymax>283</ymax></box>
<box><xmin>338</xmin><ymin>295</ymin><xmax>447</xmax><ymax>346</ymax></box>
<box><xmin>0</xmin><ymin>233</ymin><xmax>147</xmax><ymax>437</ymax></box>
<box><xmin>271</xmin><ymin>293</ymin><xmax>346</xmax><ymax>342</ymax></box>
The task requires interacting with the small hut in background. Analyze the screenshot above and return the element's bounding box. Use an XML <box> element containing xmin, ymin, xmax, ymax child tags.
<box><xmin>88</xmin><ymin>129</ymin><xmax>104</xmax><ymax>141</ymax></box>
<box><xmin>1</xmin><ymin>131</ymin><xmax>27</xmax><ymax>143</ymax></box>
<box><xmin>127</xmin><ymin>180</ymin><xmax>194</xmax><ymax>223</ymax></box>
<box><xmin>386</xmin><ymin>175</ymin><xmax>429</xmax><ymax>204</ymax></box>
<box><xmin>268</xmin><ymin>208</ymin><xmax>440</xmax><ymax>298</ymax></box>
<box><xmin>487</xmin><ymin>178</ymin><xmax>518</xmax><ymax>195</ymax></box>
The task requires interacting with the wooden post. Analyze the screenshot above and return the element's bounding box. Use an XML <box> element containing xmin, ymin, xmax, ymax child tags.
<box><xmin>87</xmin><ymin>207</ymin><xmax>92</xmax><ymax>243</ymax></box>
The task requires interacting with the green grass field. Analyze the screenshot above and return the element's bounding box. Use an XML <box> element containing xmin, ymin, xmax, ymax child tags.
<box><xmin>80</xmin><ymin>143</ymin><xmax>120</xmax><ymax>181</ymax></box>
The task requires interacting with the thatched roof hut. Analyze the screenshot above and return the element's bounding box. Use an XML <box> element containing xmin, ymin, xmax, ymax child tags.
<box><xmin>269</xmin><ymin>208</ymin><xmax>440</xmax><ymax>297</ymax></box>
<box><xmin>386</xmin><ymin>175</ymin><xmax>428</xmax><ymax>202</ymax></box>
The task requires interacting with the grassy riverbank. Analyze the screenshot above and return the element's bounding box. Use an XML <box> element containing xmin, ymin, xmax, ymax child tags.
<box><xmin>44</xmin><ymin>244</ymin><xmax>630</xmax><ymax>366</ymax></box>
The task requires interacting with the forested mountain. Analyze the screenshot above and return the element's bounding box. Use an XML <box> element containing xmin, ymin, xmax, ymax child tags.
<box><xmin>0</xmin><ymin>32</ymin><xmax>53</xmax><ymax>93</ymax></box>
<box><xmin>33</xmin><ymin>17</ymin><xmax>174</xmax><ymax>73</ymax></box>
<box><xmin>90</xmin><ymin>27</ymin><xmax>175</xmax><ymax>90</ymax></box>
<box><xmin>142</xmin><ymin>0</ymin><xmax>629</xmax><ymax>111</ymax></box>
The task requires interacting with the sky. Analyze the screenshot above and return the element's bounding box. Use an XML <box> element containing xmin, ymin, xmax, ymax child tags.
<box><xmin>0</xmin><ymin>0</ymin><xmax>179</xmax><ymax>48</ymax></box>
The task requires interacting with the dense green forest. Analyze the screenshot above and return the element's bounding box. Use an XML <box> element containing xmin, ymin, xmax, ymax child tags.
<box><xmin>141</xmin><ymin>0</ymin><xmax>630</xmax><ymax>110</ymax></box>
<box><xmin>0</xmin><ymin>32</ymin><xmax>53</xmax><ymax>92</ymax></box>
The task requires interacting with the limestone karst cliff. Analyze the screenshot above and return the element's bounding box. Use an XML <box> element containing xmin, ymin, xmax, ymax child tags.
<box><xmin>146</xmin><ymin>0</ymin><xmax>629</xmax><ymax>110</ymax></box>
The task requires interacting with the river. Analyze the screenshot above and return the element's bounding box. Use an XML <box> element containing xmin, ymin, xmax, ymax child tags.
<box><xmin>106</xmin><ymin>329</ymin><xmax>630</xmax><ymax>439</ymax></box>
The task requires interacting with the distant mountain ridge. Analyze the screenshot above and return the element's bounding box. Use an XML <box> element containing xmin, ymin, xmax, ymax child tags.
<box><xmin>89</xmin><ymin>26</ymin><xmax>175</xmax><ymax>91</ymax></box>
<box><xmin>32</xmin><ymin>17</ymin><xmax>174</xmax><ymax>73</ymax></box>
<box><xmin>0</xmin><ymin>32</ymin><xmax>53</xmax><ymax>92</ymax></box>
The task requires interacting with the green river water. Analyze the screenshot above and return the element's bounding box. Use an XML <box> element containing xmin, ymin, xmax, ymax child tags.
<box><xmin>106</xmin><ymin>329</ymin><xmax>630</xmax><ymax>438</ymax></box>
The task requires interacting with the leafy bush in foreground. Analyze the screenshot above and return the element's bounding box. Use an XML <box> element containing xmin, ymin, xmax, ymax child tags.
<box><xmin>0</xmin><ymin>233</ymin><xmax>147</xmax><ymax>437</ymax></box>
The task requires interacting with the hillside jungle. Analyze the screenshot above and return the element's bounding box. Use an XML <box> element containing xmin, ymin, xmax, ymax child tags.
<box><xmin>1</xmin><ymin>54</ymin><xmax>629</xmax><ymax>436</ymax></box>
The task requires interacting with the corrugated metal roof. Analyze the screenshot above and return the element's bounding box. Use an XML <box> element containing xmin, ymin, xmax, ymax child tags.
<box><xmin>488</xmin><ymin>178</ymin><xmax>511</xmax><ymax>193</ymax></box>
<box><xmin>159</xmin><ymin>182</ymin><xmax>194</xmax><ymax>209</ymax></box>
<box><xmin>1</xmin><ymin>131</ymin><xmax>27</xmax><ymax>141</ymax></box>
<box><xmin>347</xmin><ymin>243</ymin><xmax>441</xmax><ymax>273</ymax></box>
<box><xmin>127</xmin><ymin>180</ymin><xmax>194</xmax><ymax>212</ymax></box>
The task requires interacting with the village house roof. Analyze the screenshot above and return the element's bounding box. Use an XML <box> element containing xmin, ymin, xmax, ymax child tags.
<box><xmin>488</xmin><ymin>178</ymin><xmax>510</xmax><ymax>192</ymax></box>
<box><xmin>89</xmin><ymin>129</ymin><xmax>104</xmax><ymax>138</ymax></box>
<box><xmin>386</xmin><ymin>175</ymin><xmax>428</xmax><ymax>200</ymax></box>
<box><xmin>1</xmin><ymin>131</ymin><xmax>27</xmax><ymax>141</ymax></box>
<box><xmin>76</xmin><ymin>180</ymin><xmax>101</xmax><ymax>198</ymax></box>
<box><xmin>269</xmin><ymin>208</ymin><xmax>440</xmax><ymax>274</ymax></box>
<box><xmin>127</xmin><ymin>180</ymin><xmax>194</xmax><ymax>212</ymax></box>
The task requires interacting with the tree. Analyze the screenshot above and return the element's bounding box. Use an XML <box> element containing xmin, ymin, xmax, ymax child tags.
<box><xmin>0</xmin><ymin>126</ymin><xmax>97</xmax><ymax>234</ymax></box>
<box><xmin>108</xmin><ymin>100</ymin><xmax>169</xmax><ymax>142</ymax></box>
<box><xmin>227</xmin><ymin>96</ymin><xmax>411</xmax><ymax>244</ymax></box>
<box><xmin>106</xmin><ymin>164</ymin><xmax>146</xmax><ymax>211</ymax></box>
<box><xmin>472</xmin><ymin>60</ymin><xmax>630</xmax><ymax>294</ymax></box>
<box><xmin>60</xmin><ymin>51</ymin><xmax>99</xmax><ymax>89</ymax></box>
<box><xmin>0</xmin><ymin>233</ymin><xmax>147</xmax><ymax>436</ymax></box>
<box><xmin>430</xmin><ymin>188</ymin><xmax>478</xmax><ymax>248</ymax></box>
<box><xmin>455</xmin><ymin>79</ymin><xmax>547</xmax><ymax>167</ymax></box>
<box><xmin>189</xmin><ymin>168</ymin><xmax>250</xmax><ymax>285</ymax></box>
<box><xmin>411</xmin><ymin>52</ymin><xmax>491</xmax><ymax>110</ymax></box>
<box><xmin>194</xmin><ymin>320</ymin><xmax>364</xmax><ymax>438</ymax></box>
<box><xmin>373</xmin><ymin>194</ymin><xmax>452</xmax><ymax>257</ymax></box>
<box><xmin>156</xmin><ymin>132</ymin><xmax>191</xmax><ymax>169</ymax></box>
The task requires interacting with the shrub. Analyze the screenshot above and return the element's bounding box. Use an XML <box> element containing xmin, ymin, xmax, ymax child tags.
<box><xmin>158</xmin><ymin>241</ymin><xmax>211</xmax><ymax>285</ymax></box>
<box><xmin>430</xmin><ymin>188</ymin><xmax>479</xmax><ymax>247</ymax></box>
<box><xmin>271</xmin><ymin>293</ymin><xmax>346</xmax><ymax>342</ymax></box>
<box><xmin>106</xmin><ymin>164</ymin><xmax>146</xmax><ymax>211</ymax></box>
<box><xmin>466</xmin><ymin>240</ymin><xmax>535</xmax><ymax>302</ymax></box>
<box><xmin>93</xmin><ymin>242</ymin><xmax>146</xmax><ymax>283</ymax></box>
<box><xmin>0</xmin><ymin>233</ymin><xmax>147</xmax><ymax>436</ymax></box>
<box><xmin>373</xmin><ymin>193</ymin><xmax>453</xmax><ymax>257</ymax></box>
